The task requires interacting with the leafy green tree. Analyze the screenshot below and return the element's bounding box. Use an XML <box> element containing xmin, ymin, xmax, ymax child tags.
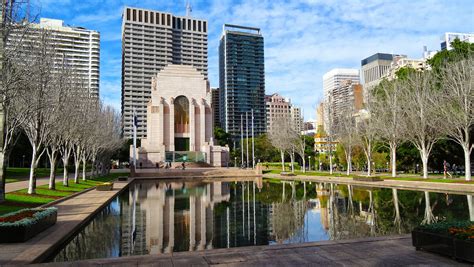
<box><xmin>428</xmin><ymin>39</ymin><xmax>474</xmax><ymax>71</ymax></box>
<box><xmin>213</xmin><ymin>127</ymin><xmax>232</xmax><ymax>148</ymax></box>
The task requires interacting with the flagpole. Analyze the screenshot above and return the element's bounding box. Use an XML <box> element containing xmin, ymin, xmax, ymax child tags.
<box><xmin>241</xmin><ymin>113</ymin><xmax>244</xmax><ymax>168</ymax></box>
<box><xmin>251</xmin><ymin>109</ymin><xmax>255</xmax><ymax>169</ymax></box>
<box><xmin>246</xmin><ymin>112</ymin><xmax>249</xmax><ymax>169</ymax></box>
<box><xmin>132</xmin><ymin>108</ymin><xmax>137</xmax><ymax>168</ymax></box>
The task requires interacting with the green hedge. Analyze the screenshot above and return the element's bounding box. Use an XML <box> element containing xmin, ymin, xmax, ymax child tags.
<box><xmin>0</xmin><ymin>207</ymin><xmax>57</xmax><ymax>227</ymax></box>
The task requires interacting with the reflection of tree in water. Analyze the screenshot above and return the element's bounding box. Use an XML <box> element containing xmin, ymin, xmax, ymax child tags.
<box><xmin>53</xmin><ymin>202</ymin><xmax>122</xmax><ymax>262</ymax></box>
<box><xmin>270</xmin><ymin>181</ymin><xmax>306</xmax><ymax>243</ymax></box>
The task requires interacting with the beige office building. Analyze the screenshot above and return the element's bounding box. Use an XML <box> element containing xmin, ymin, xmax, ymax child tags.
<box><xmin>265</xmin><ymin>93</ymin><xmax>303</xmax><ymax>133</ymax></box>
<box><xmin>9</xmin><ymin>18</ymin><xmax>100</xmax><ymax>97</ymax></box>
<box><xmin>122</xmin><ymin>7</ymin><xmax>208</xmax><ymax>138</ymax></box>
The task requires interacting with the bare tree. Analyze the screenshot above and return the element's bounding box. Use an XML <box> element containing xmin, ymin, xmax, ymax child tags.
<box><xmin>0</xmin><ymin>1</ymin><xmax>32</xmax><ymax>201</ymax></box>
<box><xmin>269</xmin><ymin>117</ymin><xmax>291</xmax><ymax>172</ymax></box>
<box><xmin>438</xmin><ymin>57</ymin><xmax>473</xmax><ymax>181</ymax></box>
<box><xmin>355</xmin><ymin>104</ymin><xmax>377</xmax><ymax>177</ymax></box>
<box><xmin>402</xmin><ymin>72</ymin><xmax>444</xmax><ymax>178</ymax></box>
<box><xmin>372</xmin><ymin>79</ymin><xmax>407</xmax><ymax>177</ymax></box>
<box><xmin>334</xmin><ymin>106</ymin><xmax>357</xmax><ymax>175</ymax></box>
<box><xmin>16</xmin><ymin>29</ymin><xmax>58</xmax><ymax>194</ymax></box>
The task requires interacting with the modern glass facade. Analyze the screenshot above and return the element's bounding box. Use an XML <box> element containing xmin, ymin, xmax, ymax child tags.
<box><xmin>219</xmin><ymin>24</ymin><xmax>265</xmax><ymax>138</ymax></box>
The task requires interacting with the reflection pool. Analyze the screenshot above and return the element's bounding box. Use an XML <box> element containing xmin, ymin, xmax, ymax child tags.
<box><xmin>50</xmin><ymin>178</ymin><xmax>473</xmax><ymax>262</ymax></box>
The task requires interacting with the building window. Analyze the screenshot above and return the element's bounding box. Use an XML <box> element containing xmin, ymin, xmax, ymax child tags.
<box><xmin>167</xmin><ymin>14</ymin><xmax>171</xmax><ymax>26</ymax></box>
<box><xmin>139</xmin><ymin>10</ymin><xmax>142</xmax><ymax>22</ymax></box>
<box><xmin>144</xmin><ymin>11</ymin><xmax>148</xmax><ymax>23</ymax></box>
<box><xmin>133</xmin><ymin>9</ymin><xmax>136</xmax><ymax>21</ymax></box>
<box><xmin>198</xmin><ymin>21</ymin><xmax>201</xmax><ymax>32</ymax></box>
<box><xmin>203</xmin><ymin>21</ymin><xmax>207</xmax><ymax>33</ymax></box>
<box><xmin>126</xmin><ymin>8</ymin><xmax>131</xmax><ymax>20</ymax></box>
<box><xmin>193</xmin><ymin>20</ymin><xmax>196</xmax><ymax>31</ymax></box>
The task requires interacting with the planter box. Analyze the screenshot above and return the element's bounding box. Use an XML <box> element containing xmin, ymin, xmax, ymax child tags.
<box><xmin>96</xmin><ymin>183</ymin><xmax>113</xmax><ymax>191</ymax></box>
<box><xmin>412</xmin><ymin>230</ymin><xmax>474</xmax><ymax>263</ymax></box>
<box><xmin>454</xmin><ymin>239</ymin><xmax>474</xmax><ymax>262</ymax></box>
<box><xmin>353</xmin><ymin>175</ymin><xmax>383</xmax><ymax>182</ymax></box>
<box><xmin>0</xmin><ymin>208</ymin><xmax>57</xmax><ymax>243</ymax></box>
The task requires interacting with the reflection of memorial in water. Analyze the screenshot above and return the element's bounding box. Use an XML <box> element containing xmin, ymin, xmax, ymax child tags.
<box><xmin>121</xmin><ymin>181</ymin><xmax>230</xmax><ymax>255</ymax></box>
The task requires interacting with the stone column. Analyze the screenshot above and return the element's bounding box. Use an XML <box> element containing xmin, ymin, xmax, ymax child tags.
<box><xmin>189</xmin><ymin>98</ymin><xmax>195</xmax><ymax>151</ymax></box>
<box><xmin>169</xmin><ymin>97</ymin><xmax>175</xmax><ymax>152</ymax></box>
<box><xmin>199</xmin><ymin>99</ymin><xmax>206</xmax><ymax>150</ymax></box>
<box><xmin>159</xmin><ymin>98</ymin><xmax>165</xmax><ymax>154</ymax></box>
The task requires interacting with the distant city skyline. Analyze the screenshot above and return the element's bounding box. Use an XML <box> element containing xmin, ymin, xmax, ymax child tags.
<box><xmin>29</xmin><ymin>0</ymin><xmax>474</xmax><ymax>120</ymax></box>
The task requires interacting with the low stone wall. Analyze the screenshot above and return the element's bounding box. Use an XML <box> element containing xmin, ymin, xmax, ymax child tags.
<box><xmin>132</xmin><ymin>168</ymin><xmax>261</xmax><ymax>179</ymax></box>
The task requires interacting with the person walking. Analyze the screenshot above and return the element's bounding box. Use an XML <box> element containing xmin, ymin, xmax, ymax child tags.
<box><xmin>443</xmin><ymin>160</ymin><xmax>452</xmax><ymax>179</ymax></box>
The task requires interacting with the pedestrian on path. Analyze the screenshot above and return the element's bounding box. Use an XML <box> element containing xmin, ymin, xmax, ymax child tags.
<box><xmin>443</xmin><ymin>160</ymin><xmax>452</xmax><ymax>179</ymax></box>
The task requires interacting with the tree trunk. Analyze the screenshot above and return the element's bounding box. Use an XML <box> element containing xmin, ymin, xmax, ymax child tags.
<box><xmin>28</xmin><ymin>145</ymin><xmax>38</xmax><ymax>194</ymax></box>
<box><xmin>467</xmin><ymin>195</ymin><xmax>474</xmax><ymax>222</ymax></box>
<box><xmin>390</xmin><ymin>142</ymin><xmax>397</xmax><ymax>177</ymax></box>
<box><xmin>392</xmin><ymin>188</ymin><xmax>401</xmax><ymax>230</ymax></box>
<box><xmin>74</xmin><ymin>160</ymin><xmax>80</xmax><ymax>184</ymax></box>
<box><xmin>290</xmin><ymin>151</ymin><xmax>295</xmax><ymax>173</ymax></box>
<box><xmin>63</xmin><ymin>156</ymin><xmax>69</xmax><ymax>187</ymax></box>
<box><xmin>329</xmin><ymin>151</ymin><xmax>333</xmax><ymax>175</ymax></box>
<box><xmin>463</xmin><ymin>145</ymin><xmax>471</xmax><ymax>181</ymax></box>
<box><xmin>422</xmin><ymin>191</ymin><xmax>435</xmax><ymax>224</ymax></box>
<box><xmin>82</xmin><ymin>157</ymin><xmax>86</xmax><ymax>181</ymax></box>
<box><xmin>346</xmin><ymin>151</ymin><xmax>352</xmax><ymax>176</ymax></box>
<box><xmin>280</xmin><ymin>150</ymin><xmax>285</xmax><ymax>172</ymax></box>
<box><xmin>420</xmin><ymin>148</ymin><xmax>429</xmax><ymax>179</ymax></box>
<box><xmin>0</xmin><ymin>147</ymin><xmax>5</xmax><ymax>202</ymax></box>
<box><xmin>301</xmin><ymin>157</ymin><xmax>306</xmax><ymax>174</ymax></box>
<box><xmin>0</xmin><ymin>105</ymin><xmax>5</xmax><ymax>202</ymax></box>
<box><xmin>48</xmin><ymin>153</ymin><xmax>56</xmax><ymax>190</ymax></box>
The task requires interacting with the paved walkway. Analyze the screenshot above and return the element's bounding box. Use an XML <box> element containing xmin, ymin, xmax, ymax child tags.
<box><xmin>6</xmin><ymin>177</ymin><xmax>50</xmax><ymax>193</ymax></box>
<box><xmin>265</xmin><ymin>174</ymin><xmax>474</xmax><ymax>194</ymax></box>
<box><xmin>38</xmin><ymin>235</ymin><xmax>466</xmax><ymax>266</ymax></box>
<box><xmin>0</xmin><ymin>180</ymin><xmax>130</xmax><ymax>265</ymax></box>
<box><xmin>6</xmin><ymin>171</ymin><xmax>104</xmax><ymax>193</ymax></box>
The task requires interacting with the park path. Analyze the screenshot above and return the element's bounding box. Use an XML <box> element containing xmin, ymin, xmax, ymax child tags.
<box><xmin>4</xmin><ymin>169</ymin><xmax>109</xmax><ymax>193</ymax></box>
<box><xmin>38</xmin><ymin>235</ymin><xmax>464</xmax><ymax>266</ymax></box>
<box><xmin>0</xmin><ymin>179</ymin><xmax>130</xmax><ymax>265</ymax></box>
<box><xmin>6</xmin><ymin>177</ymin><xmax>50</xmax><ymax>193</ymax></box>
<box><xmin>265</xmin><ymin>173</ymin><xmax>474</xmax><ymax>194</ymax></box>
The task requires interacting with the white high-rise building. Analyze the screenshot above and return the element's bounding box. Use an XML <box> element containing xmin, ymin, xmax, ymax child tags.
<box><xmin>322</xmin><ymin>69</ymin><xmax>359</xmax><ymax>133</ymax></box>
<box><xmin>10</xmin><ymin>18</ymin><xmax>100</xmax><ymax>97</ymax></box>
<box><xmin>441</xmin><ymin>32</ymin><xmax>474</xmax><ymax>50</ymax></box>
<box><xmin>121</xmin><ymin>6</ymin><xmax>208</xmax><ymax>138</ymax></box>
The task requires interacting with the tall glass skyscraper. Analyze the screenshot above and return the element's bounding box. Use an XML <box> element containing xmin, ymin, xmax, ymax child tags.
<box><xmin>219</xmin><ymin>24</ymin><xmax>265</xmax><ymax>137</ymax></box>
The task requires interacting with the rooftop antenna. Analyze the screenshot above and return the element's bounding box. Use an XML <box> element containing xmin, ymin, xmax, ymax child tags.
<box><xmin>186</xmin><ymin>0</ymin><xmax>192</xmax><ymax>17</ymax></box>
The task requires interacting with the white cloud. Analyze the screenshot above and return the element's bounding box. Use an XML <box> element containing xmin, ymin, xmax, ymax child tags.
<box><xmin>33</xmin><ymin>0</ymin><xmax>474</xmax><ymax>120</ymax></box>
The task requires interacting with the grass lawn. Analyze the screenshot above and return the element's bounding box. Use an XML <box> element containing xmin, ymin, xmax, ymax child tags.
<box><xmin>264</xmin><ymin>168</ymin><xmax>474</xmax><ymax>184</ymax></box>
<box><xmin>384</xmin><ymin>176</ymin><xmax>474</xmax><ymax>184</ymax></box>
<box><xmin>0</xmin><ymin>172</ymin><xmax>126</xmax><ymax>216</ymax></box>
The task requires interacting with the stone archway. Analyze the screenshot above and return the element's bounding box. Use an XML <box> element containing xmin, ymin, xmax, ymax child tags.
<box><xmin>174</xmin><ymin>95</ymin><xmax>190</xmax><ymax>151</ymax></box>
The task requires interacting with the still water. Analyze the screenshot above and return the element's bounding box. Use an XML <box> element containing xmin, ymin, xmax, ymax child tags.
<box><xmin>51</xmin><ymin>178</ymin><xmax>473</xmax><ymax>262</ymax></box>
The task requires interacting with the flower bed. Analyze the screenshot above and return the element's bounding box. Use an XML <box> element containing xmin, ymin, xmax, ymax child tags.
<box><xmin>0</xmin><ymin>207</ymin><xmax>57</xmax><ymax>243</ymax></box>
<box><xmin>352</xmin><ymin>175</ymin><xmax>383</xmax><ymax>182</ymax></box>
<box><xmin>280</xmin><ymin>172</ymin><xmax>296</xmax><ymax>177</ymax></box>
<box><xmin>96</xmin><ymin>182</ymin><xmax>113</xmax><ymax>191</ymax></box>
<box><xmin>412</xmin><ymin>221</ymin><xmax>474</xmax><ymax>262</ymax></box>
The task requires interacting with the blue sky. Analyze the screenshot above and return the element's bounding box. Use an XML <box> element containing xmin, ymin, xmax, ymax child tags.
<box><xmin>30</xmin><ymin>0</ymin><xmax>474</xmax><ymax>120</ymax></box>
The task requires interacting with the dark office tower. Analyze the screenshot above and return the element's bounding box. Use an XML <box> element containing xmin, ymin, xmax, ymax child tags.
<box><xmin>211</xmin><ymin>87</ymin><xmax>220</xmax><ymax>128</ymax></box>
<box><xmin>121</xmin><ymin>7</ymin><xmax>208</xmax><ymax>138</ymax></box>
<box><xmin>219</xmin><ymin>24</ymin><xmax>265</xmax><ymax>137</ymax></box>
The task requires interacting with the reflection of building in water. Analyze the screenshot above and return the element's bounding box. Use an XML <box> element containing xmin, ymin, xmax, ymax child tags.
<box><xmin>122</xmin><ymin>181</ymin><xmax>230</xmax><ymax>254</ymax></box>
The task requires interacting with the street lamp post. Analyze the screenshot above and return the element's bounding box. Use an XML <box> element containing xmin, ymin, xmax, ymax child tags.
<box><xmin>308</xmin><ymin>156</ymin><xmax>311</xmax><ymax>171</ymax></box>
<box><xmin>22</xmin><ymin>155</ymin><xmax>25</xmax><ymax>168</ymax></box>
